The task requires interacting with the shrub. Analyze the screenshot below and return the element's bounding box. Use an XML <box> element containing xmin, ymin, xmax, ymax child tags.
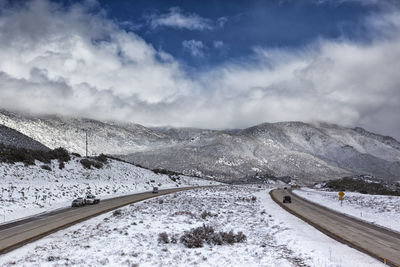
<box><xmin>158</xmin><ymin>232</ymin><xmax>170</xmax><ymax>244</ymax></box>
<box><xmin>179</xmin><ymin>224</ymin><xmax>246</xmax><ymax>248</ymax></box>
<box><xmin>47</xmin><ymin>256</ymin><xmax>59</xmax><ymax>262</ymax></box>
<box><xmin>180</xmin><ymin>229</ymin><xmax>204</xmax><ymax>248</ymax></box>
<box><xmin>50</xmin><ymin>147</ymin><xmax>71</xmax><ymax>162</ymax></box>
<box><xmin>93</xmin><ymin>161</ymin><xmax>103</xmax><ymax>169</ymax></box>
<box><xmin>325</xmin><ymin>177</ymin><xmax>400</xmax><ymax>196</ymax></box>
<box><xmin>152</xmin><ymin>168</ymin><xmax>182</xmax><ymax>176</ymax></box>
<box><xmin>201</xmin><ymin>211</ymin><xmax>214</xmax><ymax>220</ymax></box>
<box><xmin>72</xmin><ymin>152</ymin><xmax>81</xmax><ymax>157</ymax></box>
<box><xmin>95</xmin><ymin>153</ymin><xmax>108</xmax><ymax>163</ymax></box>
<box><xmin>220</xmin><ymin>231</ymin><xmax>235</xmax><ymax>244</ymax></box>
<box><xmin>0</xmin><ymin>144</ymin><xmax>72</xmax><ymax>166</ymax></box>
<box><xmin>0</xmin><ymin>145</ymin><xmax>34</xmax><ymax>165</ymax></box>
<box><xmin>23</xmin><ymin>154</ymin><xmax>35</xmax><ymax>166</ymax></box>
<box><xmin>41</xmin><ymin>165</ymin><xmax>52</xmax><ymax>171</ymax></box>
<box><xmin>80</xmin><ymin>157</ymin><xmax>104</xmax><ymax>169</ymax></box>
<box><xmin>112</xmin><ymin>210</ymin><xmax>122</xmax><ymax>217</ymax></box>
<box><xmin>28</xmin><ymin>150</ymin><xmax>49</xmax><ymax>163</ymax></box>
<box><xmin>80</xmin><ymin>159</ymin><xmax>93</xmax><ymax>169</ymax></box>
<box><xmin>59</xmin><ymin>161</ymin><xmax>65</xmax><ymax>169</ymax></box>
<box><xmin>170</xmin><ymin>236</ymin><xmax>178</xmax><ymax>244</ymax></box>
<box><xmin>235</xmin><ymin>231</ymin><xmax>247</xmax><ymax>243</ymax></box>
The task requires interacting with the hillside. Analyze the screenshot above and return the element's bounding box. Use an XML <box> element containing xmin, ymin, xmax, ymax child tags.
<box><xmin>0</xmin><ymin>151</ymin><xmax>218</xmax><ymax>223</ymax></box>
<box><xmin>1</xmin><ymin>110</ymin><xmax>400</xmax><ymax>184</ymax></box>
<box><xmin>0</xmin><ymin>124</ymin><xmax>49</xmax><ymax>151</ymax></box>
<box><xmin>0</xmin><ymin>110</ymin><xmax>174</xmax><ymax>155</ymax></box>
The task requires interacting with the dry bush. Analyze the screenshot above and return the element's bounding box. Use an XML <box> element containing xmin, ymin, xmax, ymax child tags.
<box><xmin>200</xmin><ymin>210</ymin><xmax>217</xmax><ymax>220</ymax></box>
<box><xmin>180</xmin><ymin>224</ymin><xmax>247</xmax><ymax>248</ymax></box>
<box><xmin>112</xmin><ymin>209</ymin><xmax>122</xmax><ymax>217</ymax></box>
<box><xmin>158</xmin><ymin>232</ymin><xmax>170</xmax><ymax>244</ymax></box>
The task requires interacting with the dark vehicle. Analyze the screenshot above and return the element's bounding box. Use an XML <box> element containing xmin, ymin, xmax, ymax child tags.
<box><xmin>283</xmin><ymin>195</ymin><xmax>292</xmax><ymax>203</ymax></box>
<box><xmin>71</xmin><ymin>198</ymin><xmax>85</xmax><ymax>207</ymax></box>
<box><xmin>152</xmin><ymin>187</ymin><xmax>159</xmax><ymax>194</ymax></box>
<box><xmin>86</xmin><ymin>195</ymin><xmax>100</xmax><ymax>205</ymax></box>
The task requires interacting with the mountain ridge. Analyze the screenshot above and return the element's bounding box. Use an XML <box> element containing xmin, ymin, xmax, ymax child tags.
<box><xmin>1</xmin><ymin>110</ymin><xmax>399</xmax><ymax>184</ymax></box>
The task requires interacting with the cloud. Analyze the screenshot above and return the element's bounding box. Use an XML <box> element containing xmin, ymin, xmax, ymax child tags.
<box><xmin>312</xmin><ymin>0</ymin><xmax>400</xmax><ymax>8</ymax></box>
<box><xmin>0</xmin><ymin>0</ymin><xmax>400</xmax><ymax>140</ymax></box>
<box><xmin>147</xmin><ymin>7</ymin><xmax>212</xmax><ymax>30</ymax></box>
<box><xmin>217</xmin><ymin>17</ymin><xmax>228</xmax><ymax>27</ymax></box>
<box><xmin>182</xmin><ymin>40</ymin><xmax>205</xmax><ymax>57</ymax></box>
<box><xmin>213</xmin><ymin>40</ymin><xmax>224</xmax><ymax>49</ymax></box>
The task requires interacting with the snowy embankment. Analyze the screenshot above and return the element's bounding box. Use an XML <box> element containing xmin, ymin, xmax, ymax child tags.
<box><xmin>0</xmin><ymin>186</ymin><xmax>384</xmax><ymax>266</ymax></box>
<box><xmin>0</xmin><ymin>157</ymin><xmax>219</xmax><ymax>223</ymax></box>
<box><xmin>293</xmin><ymin>188</ymin><xmax>400</xmax><ymax>233</ymax></box>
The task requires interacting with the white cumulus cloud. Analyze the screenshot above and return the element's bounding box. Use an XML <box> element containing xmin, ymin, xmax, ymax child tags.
<box><xmin>182</xmin><ymin>40</ymin><xmax>205</xmax><ymax>57</ymax></box>
<box><xmin>147</xmin><ymin>7</ymin><xmax>212</xmax><ymax>30</ymax></box>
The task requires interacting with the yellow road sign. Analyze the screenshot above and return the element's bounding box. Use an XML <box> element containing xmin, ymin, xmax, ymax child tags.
<box><xmin>339</xmin><ymin>196</ymin><xmax>344</xmax><ymax>201</ymax></box>
<box><xmin>338</xmin><ymin>191</ymin><xmax>345</xmax><ymax>197</ymax></box>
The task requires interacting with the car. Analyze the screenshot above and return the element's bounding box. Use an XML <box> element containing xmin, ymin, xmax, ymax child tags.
<box><xmin>283</xmin><ymin>195</ymin><xmax>292</xmax><ymax>203</ymax></box>
<box><xmin>86</xmin><ymin>195</ymin><xmax>100</xmax><ymax>204</ymax></box>
<box><xmin>71</xmin><ymin>198</ymin><xmax>85</xmax><ymax>207</ymax></box>
<box><xmin>152</xmin><ymin>187</ymin><xmax>159</xmax><ymax>194</ymax></box>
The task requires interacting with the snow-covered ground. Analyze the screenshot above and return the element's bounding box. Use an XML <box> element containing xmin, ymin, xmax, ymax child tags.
<box><xmin>0</xmin><ymin>157</ymin><xmax>219</xmax><ymax>224</ymax></box>
<box><xmin>0</xmin><ymin>186</ymin><xmax>384</xmax><ymax>266</ymax></box>
<box><xmin>293</xmin><ymin>188</ymin><xmax>400</xmax><ymax>233</ymax></box>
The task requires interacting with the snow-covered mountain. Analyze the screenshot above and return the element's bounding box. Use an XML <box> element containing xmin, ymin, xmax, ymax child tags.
<box><xmin>1</xmin><ymin>110</ymin><xmax>400</xmax><ymax>183</ymax></box>
<box><xmin>127</xmin><ymin>122</ymin><xmax>400</xmax><ymax>183</ymax></box>
<box><xmin>0</xmin><ymin>110</ymin><xmax>174</xmax><ymax>155</ymax></box>
<box><xmin>124</xmin><ymin>122</ymin><xmax>400</xmax><ymax>183</ymax></box>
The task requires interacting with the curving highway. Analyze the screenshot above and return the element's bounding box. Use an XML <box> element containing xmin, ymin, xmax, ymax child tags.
<box><xmin>0</xmin><ymin>187</ymin><xmax>194</xmax><ymax>254</ymax></box>
<box><xmin>270</xmin><ymin>188</ymin><xmax>400</xmax><ymax>267</ymax></box>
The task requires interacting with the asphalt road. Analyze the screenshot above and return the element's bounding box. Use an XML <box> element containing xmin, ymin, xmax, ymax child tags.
<box><xmin>270</xmin><ymin>188</ymin><xmax>400</xmax><ymax>267</ymax></box>
<box><xmin>0</xmin><ymin>187</ymin><xmax>194</xmax><ymax>254</ymax></box>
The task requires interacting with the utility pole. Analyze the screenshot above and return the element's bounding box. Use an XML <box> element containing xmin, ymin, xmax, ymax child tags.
<box><xmin>85</xmin><ymin>130</ymin><xmax>88</xmax><ymax>157</ymax></box>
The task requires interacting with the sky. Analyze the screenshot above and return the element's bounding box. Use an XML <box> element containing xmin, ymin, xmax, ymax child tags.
<box><xmin>0</xmin><ymin>0</ymin><xmax>399</xmax><ymax>139</ymax></box>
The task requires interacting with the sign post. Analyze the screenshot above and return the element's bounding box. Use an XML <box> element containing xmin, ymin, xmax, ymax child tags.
<box><xmin>338</xmin><ymin>191</ymin><xmax>345</xmax><ymax>206</ymax></box>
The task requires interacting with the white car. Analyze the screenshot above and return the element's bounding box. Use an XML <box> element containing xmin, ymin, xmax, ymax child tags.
<box><xmin>86</xmin><ymin>195</ymin><xmax>100</xmax><ymax>204</ymax></box>
<box><xmin>71</xmin><ymin>197</ymin><xmax>85</xmax><ymax>207</ymax></box>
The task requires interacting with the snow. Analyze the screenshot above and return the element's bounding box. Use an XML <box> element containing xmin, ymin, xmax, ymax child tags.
<box><xmin>216</xmin><ymin>157</ymin><xmax>243</xmax><ymax>166</ymax></box>
<box><xmin>0</xmin><ymin>185</ymin><xmax>384</xmax><ymax>266</ymax></box>
<box><xmin>0</xmin><ymin>157</ymin><xmax>220</xmax><ymax>224</ymax></box>
<box><xmin>293</xmin><ymin>188</ymin><xmax>400</xmax><ymax>233</ymax></box>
